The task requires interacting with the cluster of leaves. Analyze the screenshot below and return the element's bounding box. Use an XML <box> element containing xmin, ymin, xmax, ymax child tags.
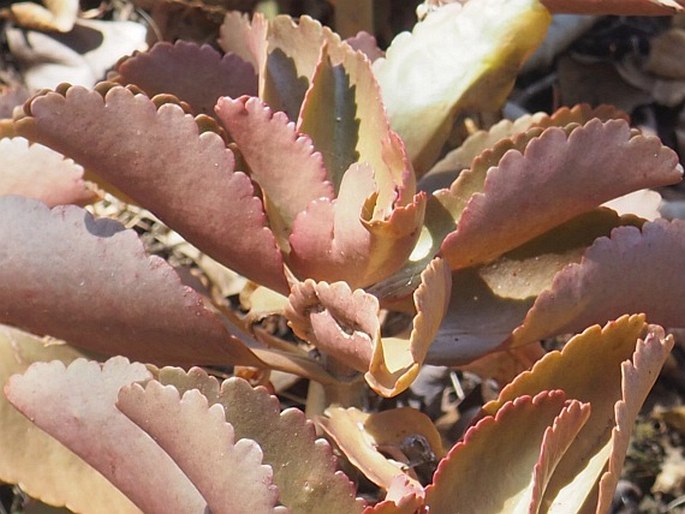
<box><xmin>1</xmin><ymin>0</ymin><xmax>685</xmax><ymax>512</ymax></box>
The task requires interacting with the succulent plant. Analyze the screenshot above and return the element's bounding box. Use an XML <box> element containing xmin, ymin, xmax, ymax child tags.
<box><xmin>1</xmin><ymin>0</ymin><xmax>684</xmax><ymax>512</ymax></box>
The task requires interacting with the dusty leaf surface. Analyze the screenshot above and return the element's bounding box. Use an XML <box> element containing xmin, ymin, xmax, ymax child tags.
<box><xmin>158</xmin><ymin>368</ymin><xmax>364</xmax><ymax>514</ymax></box>
<box><xmin>5</xmin><ymin>357</ymin><xmax>206</xmax><ymax>514</ymax></box>
<box><xmin>441</xmin><ymin>119</ymin><xmax>682</xmax><ymax>270</ymax></box>
<box><xmin>0</xmin><ymin>137</ymin><xmax>98</xmax><ymax>206</ymax></box>
<box><xmin>511</xmin><ymin>220</ymin><xmax>685</xmax><ymax>346</ymax></box>
<box><xmin>113</xmin><ymin>41</ymin><xmax>257</xmax><ymax>117</ymax></box>
<box><xmin>118</xmin><ymin>381</ymin><xmax>285</xmax><ymax>514</ymax></box>
<box><xmin>0</xmin><ymin>196</ymin><xmax>262</xmax><ymax>366</ymax></box>
<box><xmin>287</xmin><ymin>278</ymin><xmax>379</xmax><ymax>373</ymax></box>
<box><xmin>429</xmin><ymin>209</ymin><xmax>639</xmax><ymax>364</ymax></box>
<box><xmin>0</xmin><ymin>327</ymin><xmax>140</xmax><ymax>514</ymax></box>
<box><xmin>15</xmin><ymin>84</ymin><xmax>287</xmax><ymax>292</ymax></box>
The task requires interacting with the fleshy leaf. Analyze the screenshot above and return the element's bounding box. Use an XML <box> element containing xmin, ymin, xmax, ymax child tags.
<box><xmin>344</xmin><ymin>32</ymin><xmax>384</xmax><ymax>62</ymax></box>
<box><xmin>0</xmin><ymin>327</ymin><xmax>140</xmax><ymax>513</ymax></box>
<box><xmin>260</xmin><ymin>15</ymin><xmax>341</xmax><ymax>120</ymax></box>
<box><xmin>541</xmin><ymin>0</ymin><xmax>683</xmax><ymax>14</ymax></box>
<box><xmin>4</xmin><ymin>357</ymin><xmax>207</xmax><ymax>514</ymax></box>
<box><xmin>113</xmin><ymin>41</ymin><xmax>257</xmax><ymax>117</ymax></box>
<box><xmin>483</xmin><ymin>315</ymin><xmax>673</xmax><ymax>513</ymax></box>
<box><xmin>594</xmin><ymin>326</ymin><xmax>675</xmax><ymax>514</ymax></box>
<box><xmin>374</xmin><ymin>0</ymin><xmax>550</xmax><ymax>174</ymax></box>
<box><xmin>117</xmin><ymin>381</ymin><xmax>284</xmax><ymax>514</ymax></box>
<box><xmin>0</xmin><ymin>196</ymin><xmax>262</xmax><ymax>366</ymax></box>
<box><xmin>298</xmin><ymin>42</ymin><xmax>414</xmax><ymax>211</ymax></box>
<box><xmin>215</xmin><ymin>95</ymin><xmax>333</xmax><ymax>240</ymax></box>
<box><xmin>511</xmin><ymin>220</ymin><xmax>685</xmax><ymax>347</ymax></box>
<box><xmin>288</xmin><ymin>163</ymin><xmax>425</xmax><ymax>288</ymax></box>
<box><xmin>15</xmin><ymin>84</ymin><xmax>287</xmax><ymax>292</ymax></box>
<box><xmin>287</xmin><ymin>279</ymin><xmax>379</xmax><ymax>373</ymax></box>
<box><xmin>0</xmin><ymin>136</ymin><xmax>98</xmax><ymax>206</ymax></box>
<box><xmin>424</xmin><ymin>391</ymin><xmax>589</xmax><ymax>514</ymax></box>
<box><xmin>158</xmin><ymin>367</ymin><xmax>364</xmax><ymax>514</ymax></box>
<box><xmin>218</xmin><ymin>11</ymin><xmax>268</xmax><ymax>72</ymax></box>
<box><xmin>367</xmin><ymin>257</ymin><xmax>451</xmax><ymax>396</ymax></box>
<box><xmin>428</xmin><ymin>209</ymin><xmax>640</xmax><ymax>364</ymax></box>
<box><xmin>318</xmin><ymin>407</ymin><xmax>423</xmax><ymax>490</ymax></box>
<box><xmin>8</xmin><ymin>0</ymin><xmax>78</xmax><ymax>32</ymax></box>
<box><xmin>441</xmin><ymin>119</ymin><xmax>682</xmax><ymax>270</ymax></box>
<box><xmin>422</xmin><ymin>103</ymin><xmax>626</xmax><ymax>193</ymax></box>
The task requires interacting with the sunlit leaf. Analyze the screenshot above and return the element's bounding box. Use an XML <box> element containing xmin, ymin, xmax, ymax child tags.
<box><xmin>425</xmin><ymin>391</ymin><xmax>589</xmax><ymax>514</ymax></box>
<box><xmin>374</xmin><ymin>0</ymin><xmax>550</xmax><ymax>174</ymax></box>
<box><xmin>218</xmin><ymin>11</ymin><xmax>268</xmax><ymax>71</ymax></box>
<box><xmin>117</xmin><ymin>381</ymin><xmax>285</xmax><ymax>514</ymax></box>
<box><xmin>441</xmin><ymin>119</ymin><xmax>682</xmax><ymax>270</ymax></box>
<box><xmin>113</xmin><ymin>40</ymin><xmax>257</xmax><ymax>117</ymax></box>
<box><xmin>15</xmin><ymin>84</ymin><xmax>287</xmax><ymax>292</ymax></box>
<box><xmin>261</xmin><ymin>15</ymin><xmax>341</xmax><ymax>119</ymax></box>
<box><xmin>484</xmin><ymin>315</ymin><xmax>674</xmax><ymax>513</ymax></box>
<box><xmin>5</xmin><ymin>357</ymin><xmax>207</xmax><ymax>514</ymax></box>
<box><xmin>0</xmin><ymin>327</ymin><xmax>140</xmax><ymax>513</ymax></box>
<box><xmin>215</xmin><ymin>95</ymin><xmax>333</xmax><ymax>241</ymax></box>
<box><xmin>0</xmin><ymin>196</ymin><xmax>262</xmax><ymax>366</ymax></box>
<box><xmin>298</xmin><ymin>42</ymin><xmax>415</xmax><ymax>211</ymax></box>
<box><xmin>422</xmin><ymin>103</ymin><xmax>626</xmax><ymax>194</ymax></box>
<box><xmin>367</xmin><ymin>257</ymin><xmax>451</xmax><ymax>396</ymax></box>
<box><xmin>158</xmin><ymin>367</ymin><xmax>364</xmax><ymax>514</ymax></box>
<box><xmin>0</xmin><ymin>136</ymin><xmax>98</xmax><ymax>206</ymax></box>
<box><xmin>287</xmin><ymin>278</ymin><xmax>378</xmax><ymax>373</ymax></box>
<box><xmin>8</xmin><ymin>0</ymin><xmax>78</xmax><ymax>32</ymax></box>
<box><xmin>318</xmin><ymin>407</ymin><xmax>423</xmax><ymax>490</ymax></box>
<box><xmin>511</xmin><ymin>220</ymin><xmax>685</xmax><ymax>347</ymax></box>
<box><xmin>288</xmin><ymin>163</ymin><xmax>425</xmax><ymax>288</ymax></box>
<box><xmin>429</xmin><ymin>209</ymin><xmax>640</xmax><ymax>364</ymax></box>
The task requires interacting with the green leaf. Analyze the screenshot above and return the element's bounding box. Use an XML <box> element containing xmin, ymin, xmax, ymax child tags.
<box><xmin>374</xmin><ymin>0</ymin><xmax>551</xmax><ymax>174</ymax></box>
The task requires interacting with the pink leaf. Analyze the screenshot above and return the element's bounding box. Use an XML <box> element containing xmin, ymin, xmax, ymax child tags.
<box><xmin>344</xmin><ymin>32</ymin><xmax>384</xmax><ymax>62</ymax></box>
<box><xmin>218</xmin><ymin>11</ymin><xmax>268</xmax><ymax>72</ymax></box>
<box><xmin>511</xmin><ymin>219</ymin><xmax>685</xmax><ymax>346</ymax></box>
<box><xmin>289</xmin><ymin>163</ymin><xmax>425</xmax><ymax>288</ymax></box>
<box><xmin>0</xmin><ymin>136</ymin><xmax>98</xmax><ymax>206</ymax></box>
<box><xmin>158</xmin><ymin>368</ymin><xmax>364</xmax><ymax>514</ymax></box>
<box><xmin>441</xmin><ymin>119</ymin><xmax>682</xmax><ymax>269</ymax></box>
<box><xmin>118</xmin><ymin>382</ymin><xmax>285</xmax><ymax>514</ymax></box>
<box><xmin>113</xmin><ymin>41</ymin><xmax>257</xmax><ymax>118</ymax></box>
<box><xmin>215</xmin><ymin>95</ymin><xmax>333</xmax><ymax>238</ymax></box>
<box><xmin>0</xmin><ymin>196</ymin><xmax>262</xmax><ymax>366</ymax></box>
<box><xmin>4</xmin><ymin>357</ymin><xmax>206</xmax><ymax>514</ymax></box>
<box><xmin>287</xmin><ymin>279</ymin><xmax>379</xmax><ymax>373</ymax></box>
<box><xmin>15</xmin><ymin>84</ymin><xmax>287</xmax><ymax>292</ymax></box>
